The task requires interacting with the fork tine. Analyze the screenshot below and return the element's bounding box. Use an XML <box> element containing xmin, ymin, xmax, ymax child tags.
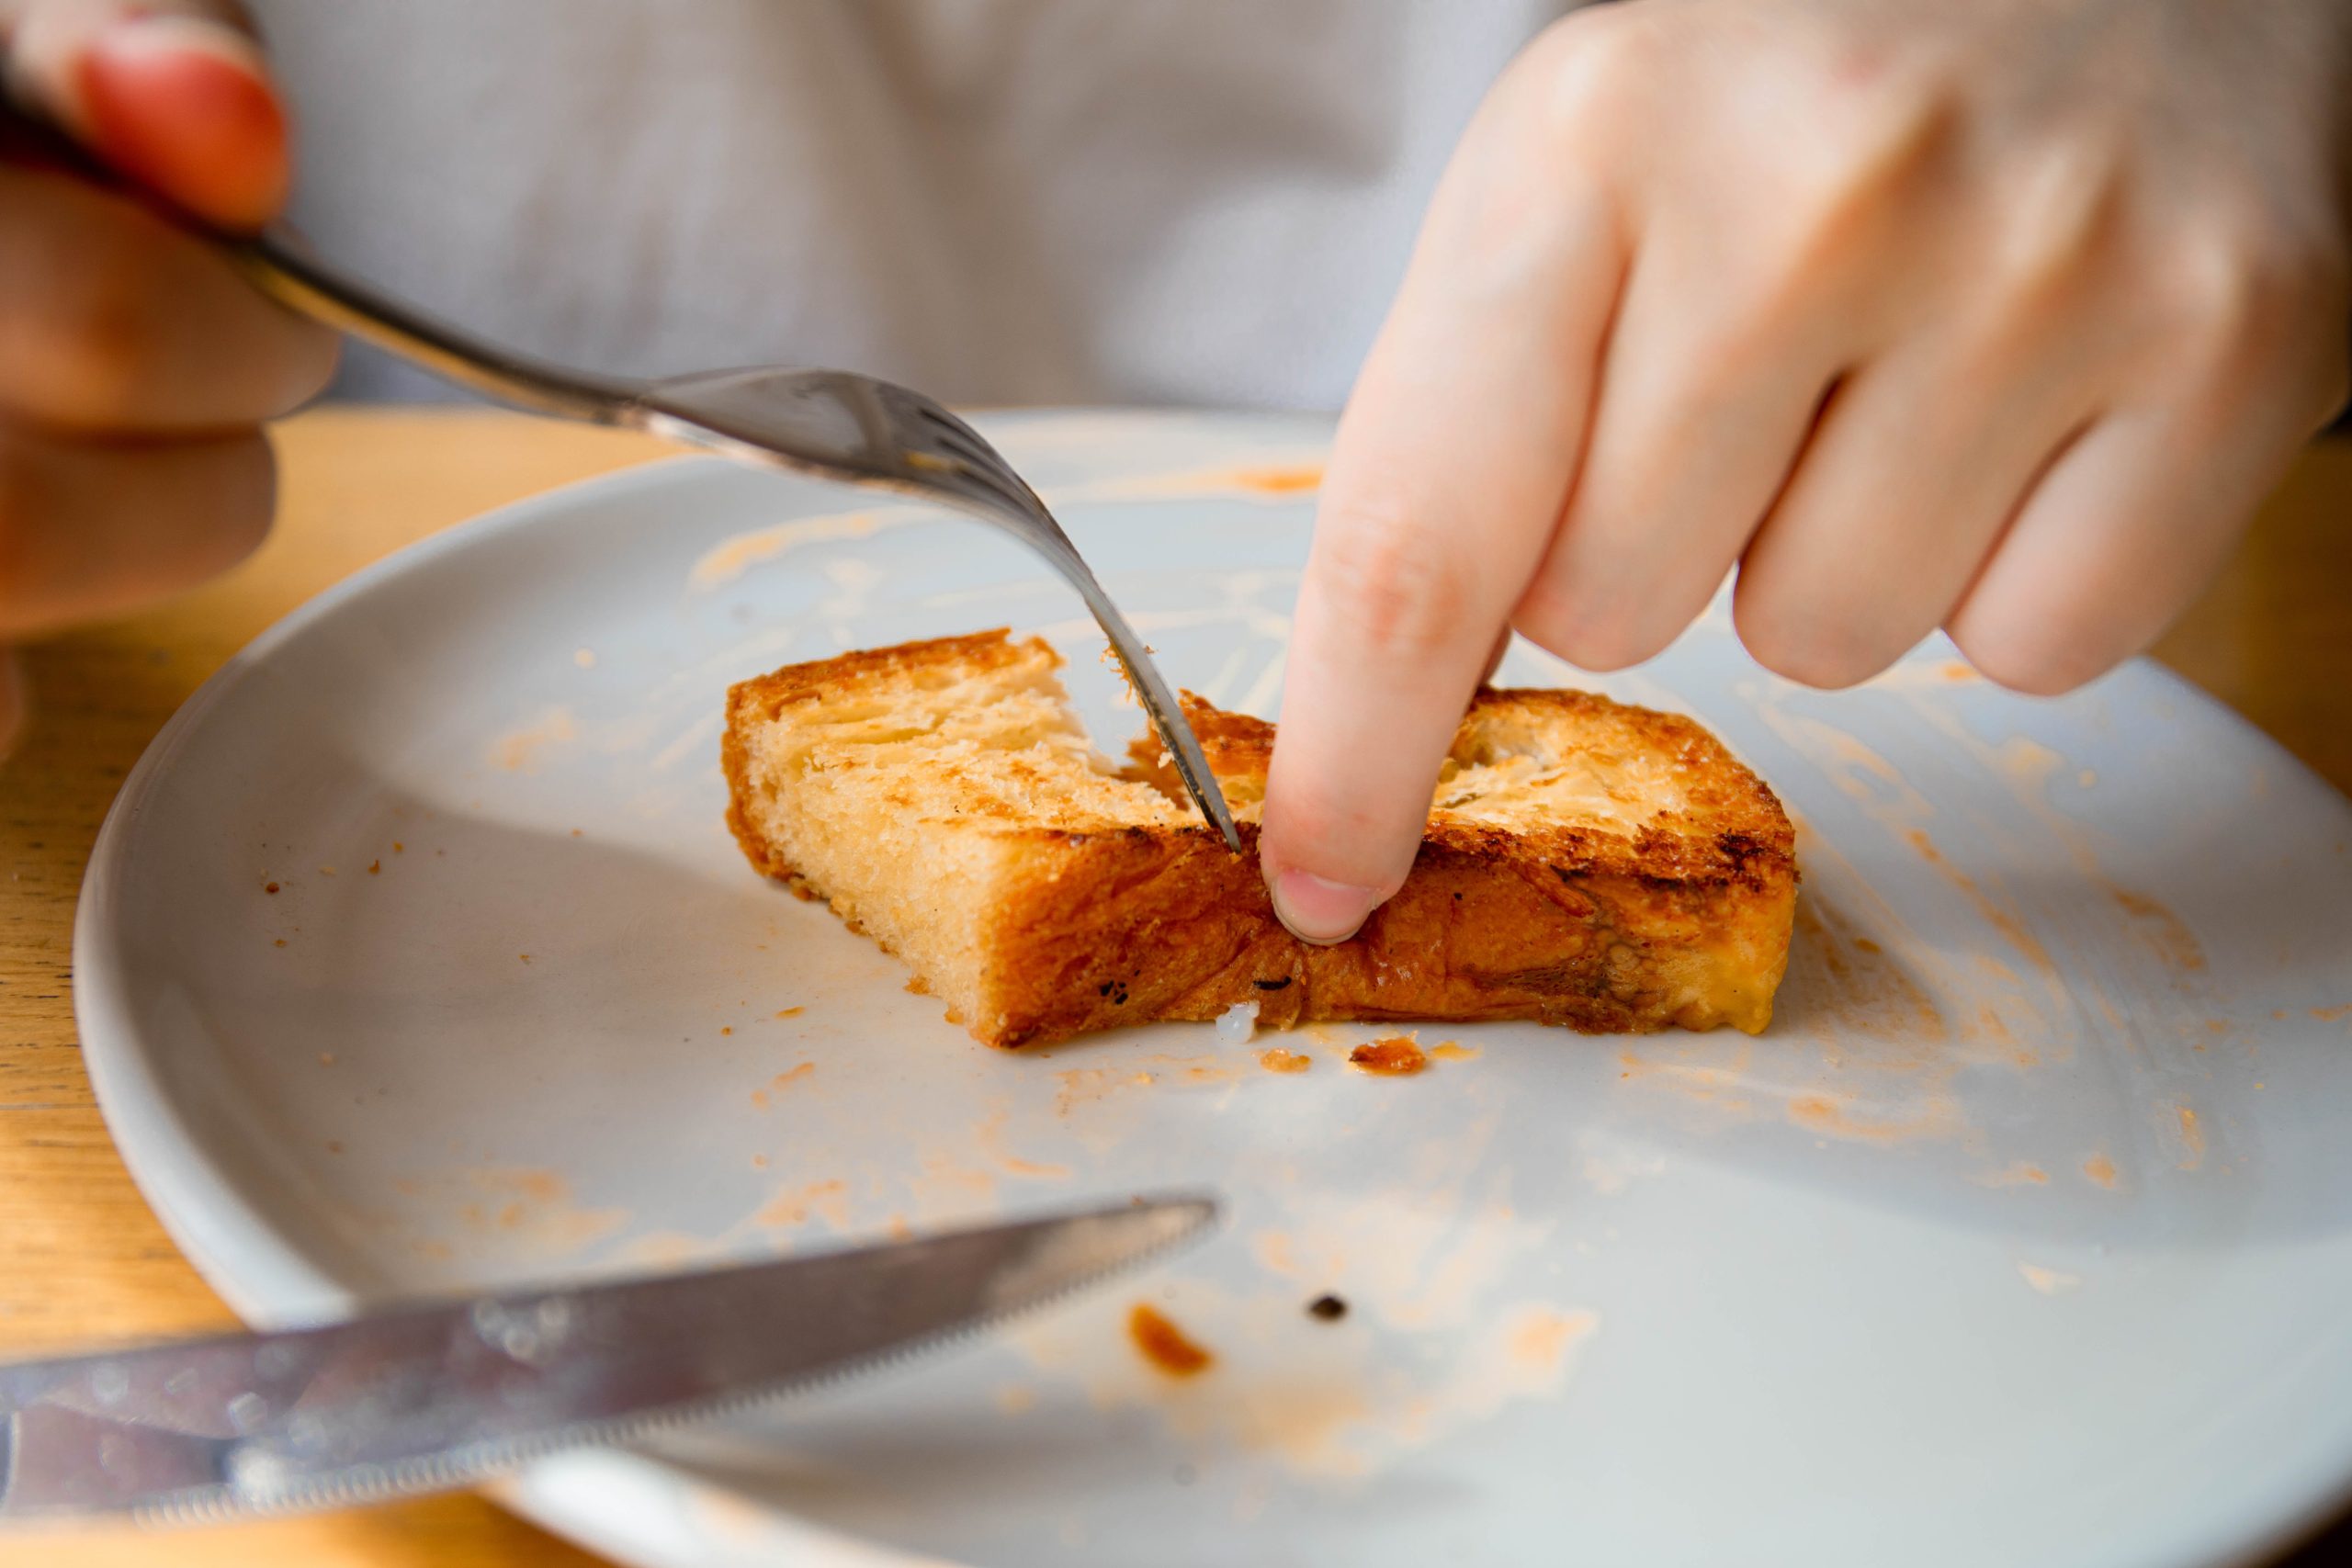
<box><xmin>639</xmin><ymin>367</ymin><xmax>1243</xmax><ymax>851</ymax></box>
<box><xmin>910</xmin><ymin>406</ymin><xmax>1023</xmax><ymax>485</ymax></box>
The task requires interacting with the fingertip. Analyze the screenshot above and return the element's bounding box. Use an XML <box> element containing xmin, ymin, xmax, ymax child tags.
<box><xmin>1265</xmin><ymin>865</ymin><xmax>1380</xmax><ymax>947</ymax></box>
<box><xmin>77</xmin><ymin>15</ymin><xmax>288</xmax><ymax>229</ymax></box>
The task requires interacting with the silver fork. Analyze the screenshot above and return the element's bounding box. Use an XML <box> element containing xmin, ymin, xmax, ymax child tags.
<box><xmin>0</xmin><ymin>100</ymin><xmax>1241</xmax><ymax>852</ymax></box>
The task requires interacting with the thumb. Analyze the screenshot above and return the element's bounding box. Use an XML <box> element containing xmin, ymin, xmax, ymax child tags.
<box><xmin>6</xmin><ymin>1</ymin><xmax>289</xmax><ymax>230</ymax></box>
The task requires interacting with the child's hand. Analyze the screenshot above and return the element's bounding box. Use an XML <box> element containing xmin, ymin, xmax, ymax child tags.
<box><xmin>1261</xmin><ymin>0</ymin><xmax>2352</xmax><ymax>942</ymax></box>
<box><xmin>0</xmin><ymin>0</ymin><xmax>335</xmax><ymax>754</ymax></box>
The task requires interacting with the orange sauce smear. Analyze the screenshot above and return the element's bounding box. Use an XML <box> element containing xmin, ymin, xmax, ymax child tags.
<box><xmin>1349</xmin><ymin>1037</ymin><xmax>1428</xmax><ymax>1076</ymax></box>
<box><xmin>1259</xmin><ymin>1048</ymin><xmax>1312</xmax><ymax>1074</ymax></box>
<box><xmin>1128</xmin><ymin>1303</ymin><xmax>1214</xmax><ymax>1377</ymax></box>
<box><xmin>1229</xmin><ymin>464</ymin><xmax>1323</xmax><ymax>494</ymax></box>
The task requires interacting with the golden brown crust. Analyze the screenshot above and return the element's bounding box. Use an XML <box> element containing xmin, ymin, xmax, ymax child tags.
<box><xmin>725</xmin><ymin>629</ymin><xmax>1798</xmax><ymax>1048</ymax></box>
<box><xmin>977</xmin><ymin>820</ymin><xmax>1794</xmax><ymax>1047</ymax></box>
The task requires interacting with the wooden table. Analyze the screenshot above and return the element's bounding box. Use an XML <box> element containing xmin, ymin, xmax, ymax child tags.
<box><xmin>2</xmin><ymin>408</ymin><xmax>2346</xmax><ymax>1567</ymax></box>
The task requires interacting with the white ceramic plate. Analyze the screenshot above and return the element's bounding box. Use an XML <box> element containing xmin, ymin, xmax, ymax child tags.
<box><xmin>75</xmin><ymin>411</ymin><xmax>2352</xmax><ymax>1568</ymax></box>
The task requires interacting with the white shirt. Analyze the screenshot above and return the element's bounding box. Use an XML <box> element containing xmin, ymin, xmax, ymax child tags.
<box><xmin>250</xmin><ymin>0</ymin><xmax>1576</xmax><ymax>408</ymax></box>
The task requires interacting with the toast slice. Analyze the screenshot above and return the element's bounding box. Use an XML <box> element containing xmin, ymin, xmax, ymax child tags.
<box><xmin>723</xmin><ymin>629</ymin><xmax>1797</xmax><ymax>1049</ymax></box>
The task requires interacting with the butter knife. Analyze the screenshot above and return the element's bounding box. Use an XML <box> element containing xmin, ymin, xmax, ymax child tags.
<box><xmin>0</xmin><ymin>1196</ymin><xmax>1215</xmax><ymax>1526</ymax></box>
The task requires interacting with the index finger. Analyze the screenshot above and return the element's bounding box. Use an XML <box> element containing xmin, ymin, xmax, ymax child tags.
<box><xmin>1259</xmin><ymin>26</ymin><xmax>1628</xmax><ymax>942</ymax></box>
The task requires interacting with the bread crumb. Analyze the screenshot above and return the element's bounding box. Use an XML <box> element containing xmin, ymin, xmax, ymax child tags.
<box><xmin>391</xmin><ymin>841</ymin><xmax>403</xmax><ymax>853</ymax></box>
<box><xmin>720</xmin><ymin>1026</ymin><xmax>733</xmax><ymax>1036</ymax></box>
<box><xmin>775</xmin><ymin>1006</ymin><xmax>804</xmax><ymax>1019</ymax></box>
<box><xmin>1350</xmin><ymin>1037</ymin><xmax>1428</xmax><ymax>1076</ymax></box>
<box><xmin>263</xmin><ymin>882</ymin><xmax>279</xmax><ymax>894</ymax></box>
<box><xmin>367</xmin><ymin>860</ymin><xmax>381</xmax><ymax>874</ymax></box>
<box><xmin>1258</xmin><ymin>1048</ymin><xmax>1311</xmax><ymax>1074</ymax></box>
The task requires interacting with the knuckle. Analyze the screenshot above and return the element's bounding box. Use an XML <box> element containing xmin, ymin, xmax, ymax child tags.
<box><xmin>1691</xmin><ymin>304</ymin><xmax>1807</xmax><ymax>401</ymax></box>
<box><xmin>1768</xmin><ymin>77</ymin><xmax>1947</xmax><ymax>257</ymax></box>
<box><xmin>1525</xmin><ymin>7</ymin><xmax>1661</xmax><ymax>138</ymax></box>
<box><xmin>2161</xmin><ymin>216</ymin><xmax>2346</xmax><ymax>378</ymax></box>
<box><xmin>1314</xmin><ymin>497</ymin><xmax>1485</xmax><ymax>664</ymax></box>
<box><xmin>32</xmin><ymin>234</ymin><xmax>170</xmax><ymax>422</ymax></box>
<box><xmin>1990</xmin><ymin>145</ymin><xmax>2129</xmax><ymax>307</ymax></box>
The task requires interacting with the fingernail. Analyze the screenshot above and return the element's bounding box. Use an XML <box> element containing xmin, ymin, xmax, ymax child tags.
<box><xmin>1270</xmin><ymin>868</ymin><xmax>1379</xmax><ymax>946</ymax></box>
<box><xmin>79</xmin><ymin>14</ymin><xmax>285</xmax><ymax>227</ymax></box>
<box><xmin>96</xmin><ymin>14</ymin><xmax>268</xmax><ymax>75</ymax></box>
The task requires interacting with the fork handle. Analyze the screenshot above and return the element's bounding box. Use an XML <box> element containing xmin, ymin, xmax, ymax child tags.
<box><xmin>0</xmin><ymin>92</ymin><xmax>640</xmax><ymax>423</ymax></box>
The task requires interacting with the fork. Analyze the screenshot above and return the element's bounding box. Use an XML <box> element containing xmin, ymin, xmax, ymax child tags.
<box><xmin>0</xmin><ymin>99</ymin><xmax>1242</xmax><ymax>853</ymax></box>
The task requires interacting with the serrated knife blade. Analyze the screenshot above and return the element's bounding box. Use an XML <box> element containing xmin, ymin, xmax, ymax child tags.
<box><xmin>0</xmin><ymin>1194</ymin><xmax>1216</xmax><ymax>1526</ymax></box>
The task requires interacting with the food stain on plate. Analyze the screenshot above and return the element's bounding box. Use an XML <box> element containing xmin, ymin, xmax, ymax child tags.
<box><xmin>2174</xmin><ymin>1102</ymin><xmax>2206</xmax><ymax>1171</ymax></box>
<box><xmin>974</xmin><ymin>1103</ymin><xmax>1074</xmax><ymax>1180</ymax></box>
<box><xmin>1781</xmin><ymin>897</ymin><xmax>1947</xmax><ymax>1045</ymax></box>
<box><xmin>688</xmin><ymin>506</ymin><xmax>916</xmax><ymax>591</ymax></box>
<box><xmin>1011</xmin><ymin>1269</ymin><xmax>1599</xmax><ymax>1483</ymax></box>
<box><xmin>1053</xmin><ymin>1066</ymin><xmax>1158</xmax><ymax>1116</ymax></box>
<box><xmin>1224</xmin><ymin>463</ymin><xmax>1323</xmax><ymax>494</ymax></box>
<box><xmin>1615</xmin><ymin>1038</ymin><xmax>1758</xmax><ymax>1122</ymax></box>
<box><xmin>1786</xmin><ymin>1089</ymin><xmax>1963</xmax><ymax>1146</ymax></box>
<box><xmin>379</xmin><ymin>1165</ymin><xmax>628</xmax><ymax>1263</ymax></box>
<box><xmin>1259</xmin><ymin>1047</ymin><xmax>1312</xmax><ymax>1074</ymax></box>
<box><xmin>2017</xmin><ymin>1262</ymin><xmax>2083</xmax><ymax>1296</ymax></box>
<box><xmin>1129</xmin><ymin>1303</ymin><xmax>1216</xmax><ymax>1378</ymax></box>
<box><xmin>1044</xmin><ymin>455</ymin><xmax>1328</xmax><ymax>506</ymax></box>
<box><xmin>2109</xmin><ymin>889</ymin><xmax>2207</xmax><ymax>977</ymax></box>
<box><xmin>1579</xmin><ymin>1146</ymin><xmax>1667</xmax><ymax>1197</ymax></box>
<box><xmin>755</xmin><ymin>1178</ymin><xmax>851</xmax><ymax>1231</ymax></box>
<box><xmin>491</xmin><ymin>705</ymin><xmax>578</xmax><ymax>773</ymax></box>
